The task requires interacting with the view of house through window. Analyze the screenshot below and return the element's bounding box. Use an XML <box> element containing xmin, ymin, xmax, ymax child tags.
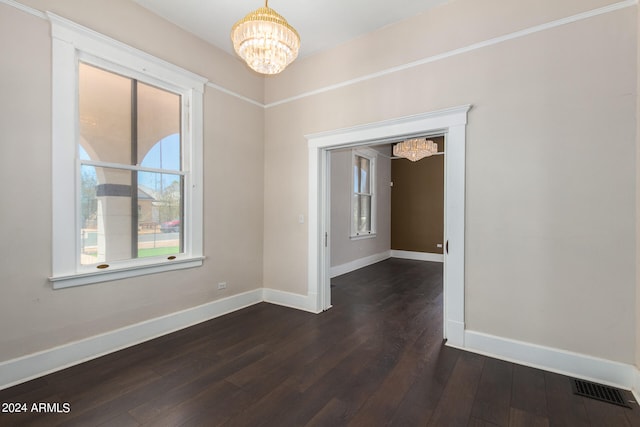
<box><xmin>79</xmin><ymin>62</ymin><xmax>183</xmax><ymax>265</ymax></box>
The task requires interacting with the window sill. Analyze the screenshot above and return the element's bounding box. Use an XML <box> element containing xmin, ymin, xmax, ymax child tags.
<box><xmin>49</xmin><ymin>256</ymin><xmax>205</xmax><ymax>289</ymax></box>
<box><xmin>350</xmin><ymin>233</ymin><xmax>377</xmax><ymax>241</ymax></box>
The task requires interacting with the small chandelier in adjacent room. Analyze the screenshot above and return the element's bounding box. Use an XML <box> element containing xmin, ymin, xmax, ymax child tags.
<box><xmin>393</xmin><ymin>138</ymin><xmax>439</xmax><ymax>161</ymax></box>
<box><xmin>231</xmin><ymin>0</ymin><xmax>300</xmax><ymax>75</ymax></box>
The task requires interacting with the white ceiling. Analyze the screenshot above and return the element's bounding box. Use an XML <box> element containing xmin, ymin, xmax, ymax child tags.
<box><xmin>133</xmin><ymin>0</ymin><xmax>450</xmax><ymax>58</ymax></box>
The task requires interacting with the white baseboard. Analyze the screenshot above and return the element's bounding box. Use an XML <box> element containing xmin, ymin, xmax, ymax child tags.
<box><xmin>0</xmin><ymin>289</ymin><xmax>263</xmax><ymax>391</ymax></box>
<box><xmin>461</xmin><ymin>330</ymin><xmax>637</xmax><ymax>392</ymax></box>
<box><xmin>390</xmin><ymin>250</ymin><xmax>444</xmax><ymax>263</ymax></box>
<box><xmin>262</xmin><ymin>288</ymin><xmax>321</xmax><ymax>314</ymax></box>
<box><xmin>330</xmin><ymin>251</ymin><xmax>391</xmax><ymax>278</ymax></box>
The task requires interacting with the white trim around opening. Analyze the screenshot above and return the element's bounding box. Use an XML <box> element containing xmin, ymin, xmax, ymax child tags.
<box><xmin>305</xmin><ymin>105</ymin><xmax>471</xmax><ymax>347</ymax></box>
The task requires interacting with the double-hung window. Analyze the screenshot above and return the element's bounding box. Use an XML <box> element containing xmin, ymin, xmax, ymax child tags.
<box><xmin>351</xmin><ymin>148</ymin><xmax>377</xmax><ymax>238</ymax></box>
<box><xmin>49</xmin><ymin>14</ymin><xmax>207</xmax><ymax>288</ymax></box>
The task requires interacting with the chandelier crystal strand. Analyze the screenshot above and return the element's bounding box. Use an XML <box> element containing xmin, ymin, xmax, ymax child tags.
<box><xmin>231</xmin><ymin>1</ymin><xmax>300</xmax><ymax>75</ymax></box>
<box><xmin>393</xmin><ymin>138</ymin><xmax>438</xmax><ymax>161</ymax></box>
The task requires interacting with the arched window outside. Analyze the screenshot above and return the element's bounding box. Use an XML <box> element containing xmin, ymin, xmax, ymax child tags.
<box><xmin>50</xmin><ymin>15</ymin><xmax>205</xmax><ymax>288</ymax></box>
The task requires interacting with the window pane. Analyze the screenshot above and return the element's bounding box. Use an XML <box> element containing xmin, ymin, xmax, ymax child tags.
<box><xmin>80</xmin><ymin>166</ymin><xmax>133</xmax><ymax>265</ymax></box>
<box><xmin>80</xmin><ymin>167</ymin><xmax>184</xmax><ymax>264</ymax></box>
<box><xmin>137</xmin><ymin>82</ymin><xmax>181</xmax><ymax>171</ymax></box>
<box><xmin>353</xmin><ymin>194</ymin><xmax>372</xmax><ymax>234</ymax></box>
<box><xmin>80</xmin><ymin>165</ymin><xmax>98</xmax><ymax>263</ymax></box>
<box><xmin>354</xmin><ymin>156</ymin><xmax>371</xmax><ymax>193</ymax></box>
<box><xmin>359</xmin><ymin>195</ymin><xmax>372</xmax><ymax>232</ymax></box>
<box><xmin>137</xmin><ymin>171</ymin><xmax>183</xmax><ymax>258</ymax></box>
<box><xmin>79</xmin><ymin>145</ymin><xmax>91</xmax><ymax>161</ymax></box>
<box><xmin>79</xmin><ymin>63</ymin><xmax>132</xmax><ymax>164</ymax></box>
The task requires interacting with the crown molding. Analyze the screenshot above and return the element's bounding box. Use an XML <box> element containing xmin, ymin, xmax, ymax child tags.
<box><xmin>0</xmin><ymin>0</ymin><xmax>45</xmax><ymax>18</ymax></box>
<box><xmin>264</xmin><ymin>0</ymin><xmax>637</xmax><ymax>108</ymax></box>
<box><xmin>3</xmin><ymin>0</ymin><xmax>635</xmax><ymax>110</ymax></box>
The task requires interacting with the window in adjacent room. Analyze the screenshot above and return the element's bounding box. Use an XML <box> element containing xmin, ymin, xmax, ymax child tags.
<box><xmin>50</xmin><ymin>15</ymin><xmax>206</xmax><ymax>288</ymax></box>
<box><xmin>351</xmin><ymin>148</ymin><xmax>377</xmax><ymax>238</ymax></box>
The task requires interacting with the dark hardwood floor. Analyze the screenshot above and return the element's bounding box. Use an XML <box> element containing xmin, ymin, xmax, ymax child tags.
<box><xmin>1</xmin><ymin>258</ymin><xmax>639</xmax><ymax>426</ymax></box>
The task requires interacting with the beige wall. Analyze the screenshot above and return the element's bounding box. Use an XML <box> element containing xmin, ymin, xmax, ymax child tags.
<box><xmin>264</xmin><ymin>0</ymin><xmax>637</xmax><ymax>364</ymax></box>
<box><xmin>330</xmin><ymin>147</ymin><xmax>391</xmax><ymax>267</ymax></box>
<box><xmin>637</xmin><ymin>1</ymin><xmax>640</xmax><ymax>371</ymax></box>
<box><xmin>0</xmin><ymin>1</ymin><xmax>264</xmax><ymax>361</ymax></box>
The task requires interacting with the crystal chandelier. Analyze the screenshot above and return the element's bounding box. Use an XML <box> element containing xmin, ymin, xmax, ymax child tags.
<box><xmin>393</xmin><ymin>138</ymin><xmax>438</xmax><ymax>162</ymax></box>
<box><xmin>231</xmin><ymin>0</ymin><xmax>300</xmax><ymax>75</ymax></box>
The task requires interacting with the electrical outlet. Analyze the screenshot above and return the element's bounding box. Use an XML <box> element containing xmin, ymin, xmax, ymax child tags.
<box><xmin>217</xmin><ymin>282</ymin><xmax>227</xmax><ymax>290</ymax></box>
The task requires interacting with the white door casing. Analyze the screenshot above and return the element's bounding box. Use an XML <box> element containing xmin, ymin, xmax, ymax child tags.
<box><xmin>306</xmin><ymin>105</ymin><xmax>470</xmax><ymax>347</ymax></box>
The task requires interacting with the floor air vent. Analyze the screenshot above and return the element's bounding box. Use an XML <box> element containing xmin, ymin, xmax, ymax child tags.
<box><xmin>572</xmin><ymin>379</ymin><xmax>630</xmax><ymax>408</ymax></box>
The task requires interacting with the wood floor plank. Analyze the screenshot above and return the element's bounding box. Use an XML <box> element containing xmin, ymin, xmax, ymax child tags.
<box><xmin>96</xmin><ymin>412</ymin><xmax>141</xmax><ymax>427</ymax></box>
<box><xmin>225</xmin><ymin>315</ymin><xmax>331</xmax><ymax>388</ymax></box>
<box><xmin>349</xmin><ymin>303</ymin><xmax>442</xmax><ymax>426</ymax></box>
<box><xmin>347</xmin><ymin>346</ymin><xmax>423</xmax><ymax>427</ymax></box>
<box><xmin>0</xmin><ymin>377</ymin><xmax>49</xmax><ymax>402</ymax></box>
<box><xmin>543</xmin><ymin>372</ymin><xmax>589</xmax><ymax>427</ymax></box>
<box><xmin>16</xmin><ymin>367</ymin><xmax>163</xmax><ymax>427</ymax></box>
<box><xmin>214</xmin><ymin>306</ymin><xmax>310</xmax><ymax>359</ymax></box>
<box><xmin>292</xmin><ymin>320</ymin><xmax>379</xmax><ymax>393</ymax></box>
<box><xmin>582</xmin><ymin>395</ymin><xmax>633</xmax><ymax>427</ymax></box>
<box><xmin>139</xmin><ymin>380</ymin><xmax>247</xmax><ymax>427</ymax></box>
<box><xmin>219</xmin><ymin>380</ymin><xmax>301</xmax><ymax>427</ymax></box>
<box><xmin>387</xmin><ymin>342</ymin><xmax>459</xmax><ymax>426</ymax></box>
<box><xmin>508</xmin><ymin>407</ymin><xmax>549</xmax><ymax>427</ymax></box>
<box><xmin>470</xmin><ymin>358</ymin><xmax>513</xmax><ymax>426</ymax></box>
<box><xmin>511</xmin><ymin>364</ymin><xmax>548</xmax><ymax>418</ymax></box>
<box><xmin>128</xmin><ymin>344</ymin><xmax>267</xmax><ymax>424</ymax></box>
<box><xmin>427</xmin><ymin>351</ymin><xmax>485</xmax><ymax>426</ymax></box>
<box><xmin>467</xmin><ymin>417</ymin><xmax>500</xmax><ymax>427</ymax></box>
<box><xmin>267</xmin><ymin>338</ymin><xmax>381</xmax><ymax>426</ymax></box>
<box><xmin>304</xmin><ymin>398</ymin><xmax>349</xmax><ymax>427</ymax></box>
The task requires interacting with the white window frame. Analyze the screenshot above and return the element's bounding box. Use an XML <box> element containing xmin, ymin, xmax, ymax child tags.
<box><xmin>48</xmin><ymin>13</ymin><xmax>207</xmax><ymax>288</ymax></box>
<box><xmin>350</xmin><ymin>148</ymin><xmax>377</xmax><ymax>239</ymax></box>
